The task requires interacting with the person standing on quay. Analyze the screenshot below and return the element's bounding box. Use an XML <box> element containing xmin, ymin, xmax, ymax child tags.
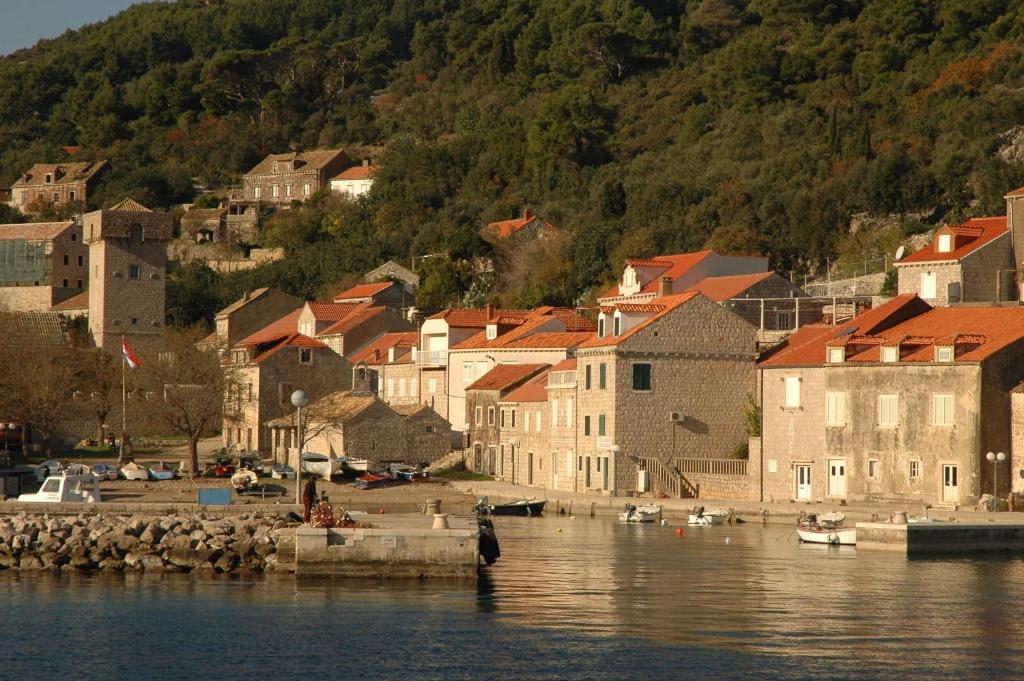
<box><xmin>303</xmin><ymin>478</ymin><xmax>317</xmax><ymax>523</ymax></box>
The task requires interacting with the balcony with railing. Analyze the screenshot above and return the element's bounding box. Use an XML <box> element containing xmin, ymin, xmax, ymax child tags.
<box><xmin>418</xmin><ymin>350</ymin><xmax>447</xmax><ymax>367</ymax></box>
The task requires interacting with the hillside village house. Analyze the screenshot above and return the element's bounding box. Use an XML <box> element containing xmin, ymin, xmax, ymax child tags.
<box><xmin>496</xmin><ymin>368</ymin><xmax>555</xmax><ymax>486</ymax></box>
<box><xmin>759</xmin><ymin>295</ymin><xmax>1024</xmax><ymax>507</ymax></box>
<box><xmin>446</xmin><ymin>307</ymin><xmax>595</xmax><ymax>433</ymax></box>
<box><xmin>466</xmin><ymin>364</ymin><xmax>549</xmax><ymax>475</ymax></box>
<box><xmin>329</xmin><ymin>160</ymin><xmax>377</xmax><ymax>198</ymax></box>
<box><xmin>575</xmin><ymin>292</ymin><xmax>758</xmax><ymax>496</ymax></box>
<box><xmin>0</xmin><ymin>221</ymin><xmax>87</xmax><ymax>312</ymax></box>
<box><xmin>894</xmin><ymin>217</ymin><xmax>1012</xmax><ymax>305</ymax></box>
<box><xmin>10</xmin><ymin>161</ymin><xmax>107</xmax><ymax>213</ymax></box>
<box><xmin>241</xmin><ymin>149</ymin><xmax>350</xmax><ymax>206</ymax></box>
<box><xmin>202</xmin><ymin>288</ymin><xmax>303</xmax><ymax>349</ymax></box>
<box><xmin>362</xmin><ymin>260</ymin><xmax>419</xmax><ymax>292</ymax></box>
<box><xmin>597</xmin><ymin>250</ymin><xmax>768</xmax><ymax>305</ymax></box>
<box><xmin>332</xmin><ymin>280</ymin><xmax>409</xmax><ymax>309</ymax></box>
<box><xmin>480</xmin><ymin>208</ymin><xmax>556</xmax><ymax>244</ymax></box>
<box><xmin>345</xmin><ymin>331</ymin><xmax>420</xmax><ymax>405</ymax></box>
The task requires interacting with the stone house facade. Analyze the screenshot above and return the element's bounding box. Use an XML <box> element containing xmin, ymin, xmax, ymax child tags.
<box><xmin>241</xmin><ymin>149</ymin><xmax>349</xmax><ymax>206</ymax></box>
<box><xmin>207</xmin><ymin>288</ymin><xmax>303</xmax><ymax>349</ymax></box>
<box><xmin>391</xmin><ymin>404</ymin><xmax>453</xmax><ymax>465</ymax></box>
<box><xmin>544</xmin><ymin>359</ymin><xmax>579</xmax><ymax>492</ymax></box>
<box><xmin>496</xmin><ymin>369</ymin><xmax>552</xmax><ymax>486</ymax></box>
<box><xmin>760</xmin><ymin>295</ymin><xmax>1024</xmax><ymax>507</ymax></box>
<box><xmin>575</xmin><ymin>292</ymin><xmax>758</xmax><ymax>496</ymax></box>
<box><xmin>0</xmin><ymin>221</ymin><xmax>86</xmax><ymax>312</ymax></box>
<box><xmin>465</xmin><ymin>364</ymin><xmax>548</xmax><ymax>475</ymax></box>
<box><xmin>10</xmin><ymin>161</ymin><xmax>107</xmax><ymax>213</ymax></box>
<box><xmin>83</xmin><ymin>199</ymin><xmax>173</xmax><ymax>354</ymax></box>
<box><xmin>895</xmin><ymin>217</ymin><xmax>1012</xmax><ymax>305</ymax></box>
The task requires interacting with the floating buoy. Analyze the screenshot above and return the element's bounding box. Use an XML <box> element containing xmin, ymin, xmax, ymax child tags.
<box><xmin>675</xmin><ymin>528</ymin><xmax>684</xmax><ymax>537</ymax></box>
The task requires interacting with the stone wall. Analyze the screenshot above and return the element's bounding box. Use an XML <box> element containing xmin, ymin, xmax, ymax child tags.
<box><xmin>896</xmin><ymin>261</ymin><xmax>962</xmax><ymax>305</ymax></box>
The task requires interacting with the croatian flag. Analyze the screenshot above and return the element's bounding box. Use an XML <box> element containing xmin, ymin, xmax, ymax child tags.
<box><xmin>122</xmin><ymin>337</ymin><xmax>141</xmax><ymax>369</ymax></box>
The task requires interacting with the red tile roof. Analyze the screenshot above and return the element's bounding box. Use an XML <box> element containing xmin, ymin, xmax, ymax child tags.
<box><xmin>0</xmin><ymin>221</ymin><xmax>75</xmax><ymax>240</ymax></box>
<box><xmin>601</xmin><ymin>251</ymin><xmax>714</xmax><ymax>298</ymax></box>
<box><xmin>237</xmin><ymin>309</ymin><xmax>302</xmax><ymax>347</ymax></box>
<box><xmin>306</xmin><ymin>301</ymin><xmax>362</xmax><ymax>322</ymax></box>
<box><xmin>1005</xmin><ymin>187</ymin><xmax>1024</xmax><ymax>197</ymax></box>
<box><xmin>50</xmin><ymin>291</ymin><xmax>89</xmax><ymax>311</ymax></box>
<box><xmin>484</xmin><ymin>210</ymin><xmax>556</xmax><ymax>239</ymax></box>
<box><xmin>427</xmin><ymin>307</ymin><xmax>530</xmax><ymax>327</ymax></box>
<box><xmin>550</xmin><ymin>358</ymin><xmax>578</xmax><ymax>372</ymax></box>
<box><xmin>252</xmin><ymin>333</ymin><xmax>327</xmax><ymax>364</ymax></box>
<box><xmin>347</xmin><ymin>332</ymin><xmax>419</xmax><ymax>365</ymax></box>
<box><xmin>616</xmin><ymin>303</ymin><xmax>666</xmax><ymax>313</ymax></box>
<box><xmin>318</xmin><ymin>305</ymin><xmax>386</xmax><ymax>336</ymax></box>
<box><xmin>897</xmin><ymin>217</ymin><xmax>1007</xmax><ymax>264</ymax></box>
<box><xmin>582</xmin><ymin>292</ymin><xmax>700</xmax><ymax>347</ymax></box>
<box><xmin>333</xmin><ymin>281</ymin><xmax>394</xmax><ymax>301</ymax></box>
<box><xmin>497</xmin><ymin>331</ymin><xmax>595</xmax><ymax>349</ymax></box>
<box><xmin>332</xmin><ymin>164</ymin><xmax>377</xmax><ymax>181</ymax></box>
<box><xmin>759</xmin><ymin>295</ymin><xmax>957</xmax><ymax>367</ymax></box>
<box><xmin>501</xmin><ymin>370</ymin><xmax>550</xmax><ymax>403</ymax></box>
<box><xmin>467</xmin><ymin>364</ymin><xmax>549</xmax><ymax>392</ymax></box>
<box><xmin>685</xmin><ymin>272</ymin><xmax>775</xmax><ymax>301</ymax></box>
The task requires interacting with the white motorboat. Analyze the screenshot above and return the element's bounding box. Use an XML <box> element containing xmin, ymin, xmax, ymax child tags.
<box><xmin>688</xmin><ymin>507</ymin><xmax>728</xmax><ymax>526</ymax></box>
<box><xmin>270</xmin><ymin>464</ymin><xmax>295</xmax><ymax>480</ymax></box>
<box><xmin>300</xmin><ymin>452</ymin><xmax>345</xmax><ymax>479</ymax></box>
<box><xmin>796</xmin><ymin>511</ymin><xmax>856</xmax><ymax>546</ymax></box>
<box><xmin>19</xmin><ymin>473</ymin><xmax>101</xmax><ymax>503</ymax></box>
<box><xmin>230</xmin><ymin>469</ymin><xmax>258</xmax><ymax>490</ymax></box>
<box><xmin>620</xmin><ymin>503</ymin><xmax>662</xmax><ymax>523</ymax></box>
<box><xmin>121</xmin><ymin>462</ymin><xmax>149</xmax><ymax>481</ymax></box>
<box><xmin>344</xmin><ymin>458</ymin><xmax>370</xmax><ymax>472</ymax></box>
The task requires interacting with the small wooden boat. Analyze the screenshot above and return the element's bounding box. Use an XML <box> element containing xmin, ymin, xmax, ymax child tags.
<box><xmin>796</xmin><ymin>512</ymin><xmax>856</xmax><ymax>546</ymax></box>
<box><xmin>688</xmin><ymin>507</ymin><xmax>728</xmax><ymax>526</ymax></box>
<box><xmin>121</xmin><ymin>461</ymin><xmax>149</xmax><ymax>481</ymax></box>
<box><xmin>484</xmin><ymin>499</ymin><xmax>546</xmax><ymax>516</ymax></box>
<box><xmin>620</xmin><ymin>503</ymin><xmax>662</xmax><ymax>523</ymax></box>
<box><xmin>148</xmin><ymin>462</ymin><xmax>176</xmax><ymax>481</ymax></box>
<box><xmin>353</xmin><ymin>473</ymin><xmax>390</xmax><ymax>490</ymax></box>
<box><xmin>270</xmin><ymin>464</ymin><xmax>295</xmax><ymax>480</ymax></box>
<box><xmin>301</xmin><ymin>453</ymin><xmax>345</xmax><ymax>479</ymax></box>
<box><xmin>344</xmin><ymin>458</ymin><xmax>370</xmax><ymax>472</ymax></box>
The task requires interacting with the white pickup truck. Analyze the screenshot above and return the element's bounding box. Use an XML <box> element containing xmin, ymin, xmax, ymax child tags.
<box><xmin>18</xmin><ymin>473</ymin><xmax>101</xmax><ymax>503</ymax></box>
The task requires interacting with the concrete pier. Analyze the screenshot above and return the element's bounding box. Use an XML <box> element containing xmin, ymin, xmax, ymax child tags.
<box><xmin>294</xmin><ymin>514</ymin><xmax>480</xmax><ymax>579</ymax></box>
<box><xmin>857</xmin><ymin>522</ymin><xmax>1024</xmax><ymax>555</ymax></box>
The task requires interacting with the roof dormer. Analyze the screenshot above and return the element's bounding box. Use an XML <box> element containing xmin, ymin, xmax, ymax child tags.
<box><xmin>934</xmin><ymin>345</ymin><xmax>954</xmax><ymax>363</ymax></box>
<box><xmin>486</xmin><ymin>323</ymin><xmax>498</xmax><ymax>340</ymax></box>
<box><xmin>620</xmin><ymin>265</ymin><xmax>641</xmax><ymax>295</ymax></box>
<box><xmin>936</xmin><ymin>232</ymin><xmax>952</xmax><ymax>253</ymax></box>
<box><xmin>827</xmin><ymin>346</ymin><xmax>845</xmax><ymax>364</ymax></box>
<box><xmin>881</xmin><ymin>345</ymin><xmax>899</xmax><ymax>363</ymax></box>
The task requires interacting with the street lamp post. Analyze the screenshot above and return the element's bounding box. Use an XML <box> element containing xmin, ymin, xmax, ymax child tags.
<box><xmin>291</xmin><ymin>390</ymin><xmax>309</xmax><ymax>507</ymax></box>
<box><xmin>986</xmin><ymin>451</ymin><xmax>1007</xmax><ymax>509</ymax></box>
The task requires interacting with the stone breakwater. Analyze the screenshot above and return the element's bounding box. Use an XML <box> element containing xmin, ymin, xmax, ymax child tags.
<box><xmin>0</xmin><ymin>512</ymin><xmax>297</xmax><ymax>574</ymax></box>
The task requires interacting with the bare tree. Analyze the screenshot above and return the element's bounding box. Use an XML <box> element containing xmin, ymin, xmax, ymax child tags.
<box><xmin>142</xmin><ymin>328</ymin><xmax>225</xmax><ymax>474</ymax></box>
<box><xmin>0</xmin><ymin>341</ymin><xmax>77</xmax><ymax>457</ymax></box>
<box><xmin>73</xmin><ymin>348</ymin><xmax>120</xmax><ymax>445</ymax></box>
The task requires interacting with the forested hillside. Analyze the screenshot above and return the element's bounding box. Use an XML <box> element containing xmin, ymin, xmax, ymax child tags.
<box><xmin>3</xmin><ymin>0</ymin><xmax>1024</xmax><ymax>316</ymax></box>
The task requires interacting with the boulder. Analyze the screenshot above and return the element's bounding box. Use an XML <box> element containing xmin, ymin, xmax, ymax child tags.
<box><xmin>138</xmin><ymin>555</ymin><xmax>166</xmax><ymax>571</ymax></box>
<box><xmin>213</xmin><ymin>553</ymin><xmax>239</xmax><ymax>573</ymax></box>
<box><xmin>19</xmin><ymin>555</ymin><xmax>43</xmax><ymax>570</ymax></box>
<box><xmin>98</xmin><ymin>558</ymin><xmax>125</xmax><ymax>571</ymax></box>
<box><xmin>164</xmin><ymin>548</ymin><xmax>206</xmax><ymax>570</ymax></box>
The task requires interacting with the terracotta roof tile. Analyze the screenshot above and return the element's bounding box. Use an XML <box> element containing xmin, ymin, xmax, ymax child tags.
<box><xmin>484</xmin><ymin>210</ymin><xmax>556</xmax><ymax>239</ymax></box>
<box><xmin>50</xmin><ymin>291</ymin><xmax>89</xmax><ymax>311</ymax></box>
<box><xmin>236</xmin><ymin>309</ymin><xmax>302</xmax><ymax>347</ymax></box>
<box><xmin>306</xmin><ymin>301</ymin><xmax>362</xmax><ymax>322</ymax></box>
<box><xmin>332</xmin><ymin>164</ymin><xmax>377</xmax><ymax>181</ymax></box>
<box><xmin>347</xmin><ymin>332</ymin><xmax>419</xmax><ymax>365</ymax></box>
<box><xmin>897</xmin><ymin>217</ymin><xmax>1007</xmax><ymax>264</ymax></box>
<box><xmin>602</xmin><ymin>251</ymin><xmax>714</xmax><ymax>298</ymax></box>
<box><xmin>252</xmin><ymin>333</ymin><xmax>326</xmax><ymax>364</ymax></box>
<box><xmin>109</xmin><ymin>197</ymin><xmax>150</xmax><ymax>212</ymax></box>
<box><xmin>467</xmin><ymin>363</ymin><xmax>548</xmax><ymax>391</ymax></box>
<box><xmin>427</xmin><ymin>307</ymin><xmax>530</xmax><ymax>327</ymax></box>
<box><xmin>0</xmin><ymin>221</ymin><xmax>75</xmax><ymax>240</ymax></box>
<box><xmin>550</xmin><ymin>358</ymin><xmax>578</xmax><ymax>372</ymax></box>
<box><xmin>582</xmin><ymin>292</ymin><xmax>700</xmax><ymax>347</ymax></box>
<box><xmin>501</xmin><ymin>370</ymin><xmax>550</xmax><ymax>403</ymax></box>
<box><xmin>318</xmin><ymin>305</ymin><xmax>385</xmax><ymax>336</ymax></box>
<box><xmin>685</xmin><ymin>272</ymin><xmax>775</xmax><ymax>301</ymax></box>
<box><xmin>333</xmin><ymin>281</ymin><xmax>393</xmax><ymax>301</ymax></box>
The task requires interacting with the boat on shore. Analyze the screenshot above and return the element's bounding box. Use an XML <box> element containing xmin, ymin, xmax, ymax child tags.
<box><xmin>300</xmin><ymin>453</ymin><xmax>345</xmax><ymax>479</ymax></box>
<box><xmin>149</xmin><ymin>462</ymin><xmax>176</xmax><ymax>481</ymax></box>
<box><xmin>476</xmin><ymin>498</ymin><xmax>546</xmax><ymax>517</ymax></box>
<box><xmin>688</xmin><ymin>507</ymin><xmax>728</xmax><ymax>526</ymax></box>
<box><xmin>270</xmin><ymin>464</ymin><xmax>295</xmax><ymax>479</ymax></box>
<box><xmin>353</xmin><ymin>472</ymin><xmax>390</xmax><ymax>489</ymax></box>
<box><xmin>620</xmin><ymin>503</ymin><xmax>662</xmax><ymax>523</ymax></box>
<box><xmin>121</xmin><ymin>462</ymin><xmax>149</xmax><ymax>481</ymax></box>
<box><xmin>796</xmin><ymin>512</ymin><xmax>856</xmax><ymax>545</ymax></box>
<box><xmin>344</xmin><ymin>458</ymin><xmax>371</xmax><ymax>472</ymax></box>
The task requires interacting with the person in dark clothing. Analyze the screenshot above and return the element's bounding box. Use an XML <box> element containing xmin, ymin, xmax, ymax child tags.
<box><xmin>303</xmin><ymin>478</ymin><xmax>317</xmax><ymax>523</ymax></box>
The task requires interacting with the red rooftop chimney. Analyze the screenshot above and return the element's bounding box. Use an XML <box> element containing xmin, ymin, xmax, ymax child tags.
<box><xmin>658</xmin><ymin>275</ymin><xmax>672</xmax><ymax>297</ymax></box>
<box><xmin>486</xmin><ymin>303</ymin><xmax>494</xmax><ymax>320</ymax></box>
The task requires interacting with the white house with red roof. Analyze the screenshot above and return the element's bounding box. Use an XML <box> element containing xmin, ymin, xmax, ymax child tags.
<box><xmin>894</xmin><ymin>216</ymin><xmax>1012</xmax><ymax>305</ymax></box>
<box><xmin>598</xmin><ymin>250</ymin><xmax>768</xmax><ymax>305</ymax></box>
<box><xmin>329</xmin><ymin>160</ymin><xmax>377</xmax><ymax>198</ymax></box>
<box><xmin>760</xmin><ymin>294</ymin><xmax>1024</xmax><ymax>506</ymax></box>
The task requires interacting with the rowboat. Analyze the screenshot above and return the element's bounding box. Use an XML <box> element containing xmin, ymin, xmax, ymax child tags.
<box><xmin>620</xmin><ymin>503</ymin><xmax>662</xmax><ymax>523</ymax></box>
<box><xmin>480</xmin><ymin>499</ymin><xmax>546</xmax><ymax>517</ymax></box>
<box><xmin>121</xmin><ymin>462</ymin><xmax>149</xmax><ymax>481</ymax></box>
<box><xmin>270</xmin><ymin>464</ymin><xmax>295</xmax><ymax>480</ymax></box>
<box><xmin>796</xmin><ymin>511</ymin><xmax>856</xmax><ymax>545</ymax></box>
<box><xmin>353</xmin><ymin>473</ymin><xmax>390</xmax><ymax>490</ymax></box>
<box><xmin>344</xmin><ymin>458</ymin><xmax>371</xmax><ymax>472</ymax></box>
<box><xmin>688</xmin><ymin>507</ymin><xmax>728</xmax><ymax>526</ymax></box>
<box><xmin>300</xmin><ymin>452</ymin><xmax>345</xmax><ymax>479</ymax></box>
<box><xmin>148</xmin><ymin>462</ymin><xmax>176</xmax><ymax>481</ymax></box>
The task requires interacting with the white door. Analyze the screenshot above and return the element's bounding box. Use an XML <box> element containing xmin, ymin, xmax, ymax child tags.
<box><xmin>795</xmin><ymin>464</ymin><xmax>812</xmax><ymax>501</ymax></box>
<box><xmin>920</xmin><ymin>272</ymin><xmax>937</xmax><ymax>299</ymax></box>
<box><xmin>828</xmin><ymin>459</ymin><xmax>846</xmax><ymax>497</ymax></box>
<box><xmin>942</xmin><ymin>464</ymin><xmax>959</xmax><ymax>502</ymax></box>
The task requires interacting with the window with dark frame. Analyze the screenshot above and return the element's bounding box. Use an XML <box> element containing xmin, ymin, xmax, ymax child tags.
<box><xmin>632</xmin><ymin>363</ymin><xmax>652</xmax><ymax>391</ymax></box>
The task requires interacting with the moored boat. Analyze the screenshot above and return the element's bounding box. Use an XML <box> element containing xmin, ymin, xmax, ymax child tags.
<box><xmin>230</xmin><ymin>469</ymin><xmax>258</xmax><ymax>490</ymax></box>
<box><xmin>796</xmin><ymin>512</ymin><xmax>856</xmax><ymax>546</ymax></box>
<box><xmin>478</xmin><ymin>498</ymin><xmax>546</xmax><ymax>516</ymax></box>
<box><xmin>688</xmin><ymin>507</ymin><xmax>728</xmax><ymax>526</ymax></box>
<box><xmin>270</xmin><ymin>463</ymin><xmax>295</xmax><ymax>480</ymax></box>
<box><xmin>121</xmin><ymin>461</ymin><xmax>149</xmax><ymax>481</ymax></box>
<box><xmin>620</xmin><ymin>503</ymin><xmax>662</xmax><ymax>523</ymax></box>
<box><xmin>148</xmin><ymin>462</ymin><xmax>176</xmax><ymax>481</ymax></box>
<box><xmin>344</xmin><ymin>458</ymin><xmax>370</xmax><ymax>472</ymax></box>
<box><xmin>353</xmin><ymin>472</ymin><xmax>390</xmax><ymax>489</ymax></box>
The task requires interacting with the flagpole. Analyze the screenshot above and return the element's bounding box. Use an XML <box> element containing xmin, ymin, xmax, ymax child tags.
<box><xmin>120</xmin><ymin>336</ymin><xmax>127</xmax><ymax>464</ymax></box>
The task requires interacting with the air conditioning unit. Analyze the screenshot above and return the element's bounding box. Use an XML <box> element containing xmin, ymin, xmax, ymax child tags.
<box><xmin>669</xmin><ymin>411</ymin><xmax>685</xmax><ymax>422</ymax></box>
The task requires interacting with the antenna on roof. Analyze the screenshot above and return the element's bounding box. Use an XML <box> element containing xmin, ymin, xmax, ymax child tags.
<box><xmin>894</xmin><ymin>245</ymin><xmax>906</xmax><ymax>262</ymax></box>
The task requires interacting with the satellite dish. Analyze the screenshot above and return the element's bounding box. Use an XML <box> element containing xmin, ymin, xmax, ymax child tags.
<box><xmin>894</xmin><ymin>245</ymin><xmax>906</xmax><ymax>261</ymax></box>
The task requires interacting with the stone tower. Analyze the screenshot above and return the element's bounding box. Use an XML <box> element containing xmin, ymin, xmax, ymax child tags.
<box><xmin>84</xmin><ymin>198</ymin><xmax>173</xmax><ymax>355</ymax></box>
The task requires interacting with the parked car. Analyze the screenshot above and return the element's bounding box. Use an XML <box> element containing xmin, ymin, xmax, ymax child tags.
<box><xmin>34</xmin><ymin>459</ymin><xmax>63</xmax><ymax>482</ymax></box>
<box><xmin>91</xmin><ymin>463</ymin><xmax>118</xmax><ymax>481</ymax></box>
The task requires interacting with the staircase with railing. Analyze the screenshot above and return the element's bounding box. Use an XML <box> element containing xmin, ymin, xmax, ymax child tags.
<box><xmin>634</xmin><ymin>456</ymin><xmax>699</xmax><ymax>499</ymax></box>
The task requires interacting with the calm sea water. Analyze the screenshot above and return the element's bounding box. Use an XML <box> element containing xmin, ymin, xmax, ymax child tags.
<box><xmin>1</xmin><ymin>515</ymin><xmax>1022</xmax><ymax>680</ymax></box>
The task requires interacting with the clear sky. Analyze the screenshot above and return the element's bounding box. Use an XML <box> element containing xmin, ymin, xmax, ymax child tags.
<box><xmin>1</xmin><ymin>0</ymin><xmax>140</xmax><ymax>56</ymax></box>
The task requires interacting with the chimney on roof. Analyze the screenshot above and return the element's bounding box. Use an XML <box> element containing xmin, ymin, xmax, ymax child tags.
<box><xmin>243</xmin><ymin>290</ymin><xmax>251</xmax><ymax>301</ymax></box>
<box><xmin>373</xmin><ymin>349</ymin><xmax>380</xmax><ymax>362</ymax></box>
<box><xmin>486</xmin><ymin>303</ymin><xmax>494</xmax><ymax>320</ymax></box>
<box><xmin>523</xmin><ymin>208</ymin><xmax>533</xmax><ymax>220</ymax></box>
<box><xmin>658</xmin><ymin>276</ymin><xmax>672</xmax><ymax>297</ymax></box>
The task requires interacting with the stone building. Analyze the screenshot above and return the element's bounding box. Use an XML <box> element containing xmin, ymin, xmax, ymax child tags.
<box><xmin>203</xmin><ymin>288</ymin><xmax>303</xmax><ymax>349</ymax></box>
<box><xmin>0</xmin><ymin>221</ymin><xmax>87</xmax><ymax>311</ymax></box>
<box><xmin>760</xmin><ymin>294</ymin><xmax>1024</xmax><ymax>507</ymax></box>
<box><xmin>333</xmin><ymin>280</ymin><xmax>409</xmax><ymax>309</ymax></box>
<box><xmin>312</xmin><ymin>302</ymin><xmax>413</xmax><ymax>358</ymax></box>
<box><xmin>894</xmin><ymin>217</ymin><xmax>1012</xmax><ymax>305</ymax></box>
<box><xmin>329</xmin><ymin>160</ymin><xmax>377</xmax><ymax>198</ymax></box>
<box><xmin>465</xmin><ymin>364</ymin><xmax>549</xmax><ymax>474</ymax></box>
<box><xmin>83</xmin><ymin>198</ymin><xmax>173</xmax><ymax>354</ymax></box>
<box><xmin>347</xmin><ymin>332</ymin><xmax>421</xmax><ymax>406</ymax></box>
<box><xmin>391</xmin><ymin>403</ymin><xmax>453</xmax><ymax>465</ymax></box>
<box><xmin>496</xmin><ymin>369</ymin><xmax>552</xmax><ymax>486</ymax></box>
<box><xmin>598</xmin><ymin>250</ymin><xmax>769</xmax><ymax>305</ymax></box>
<box><xmin>480</xmin><ymin>208</ymin><xmax>556</xmax><ymax>244</ymax></box>
<box><xmin>9</xmin><ymin>161</ymin><xmax>107</xmax><ymax>213</ymax></box>
<box><xmin>241</xmin><ymin>149</ymin><xmax>349</xmax><ymax>206</ymax></box>
<box><xmin>685</xmin><ymin>271</ymin><xmax>814</xmax><ymax>334</ymax></box>
<box><xmin>544</xmin><ymin>359</ymin><xmax>579</xmax><ymax>492</ymax></box>
<box><xmin>363</xmin><ymin>260</ymin><xmax>419</xmax><ymax>291</ymax></box>
<box><xmin>180</xmin><ymin>207</ymin><xmax>229</xmax><ymax>243</ymax></box>
<box><xmin>575</xmin><ymin>292</ymin><xmax>758</xmax><ymax>496</ymax></box>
